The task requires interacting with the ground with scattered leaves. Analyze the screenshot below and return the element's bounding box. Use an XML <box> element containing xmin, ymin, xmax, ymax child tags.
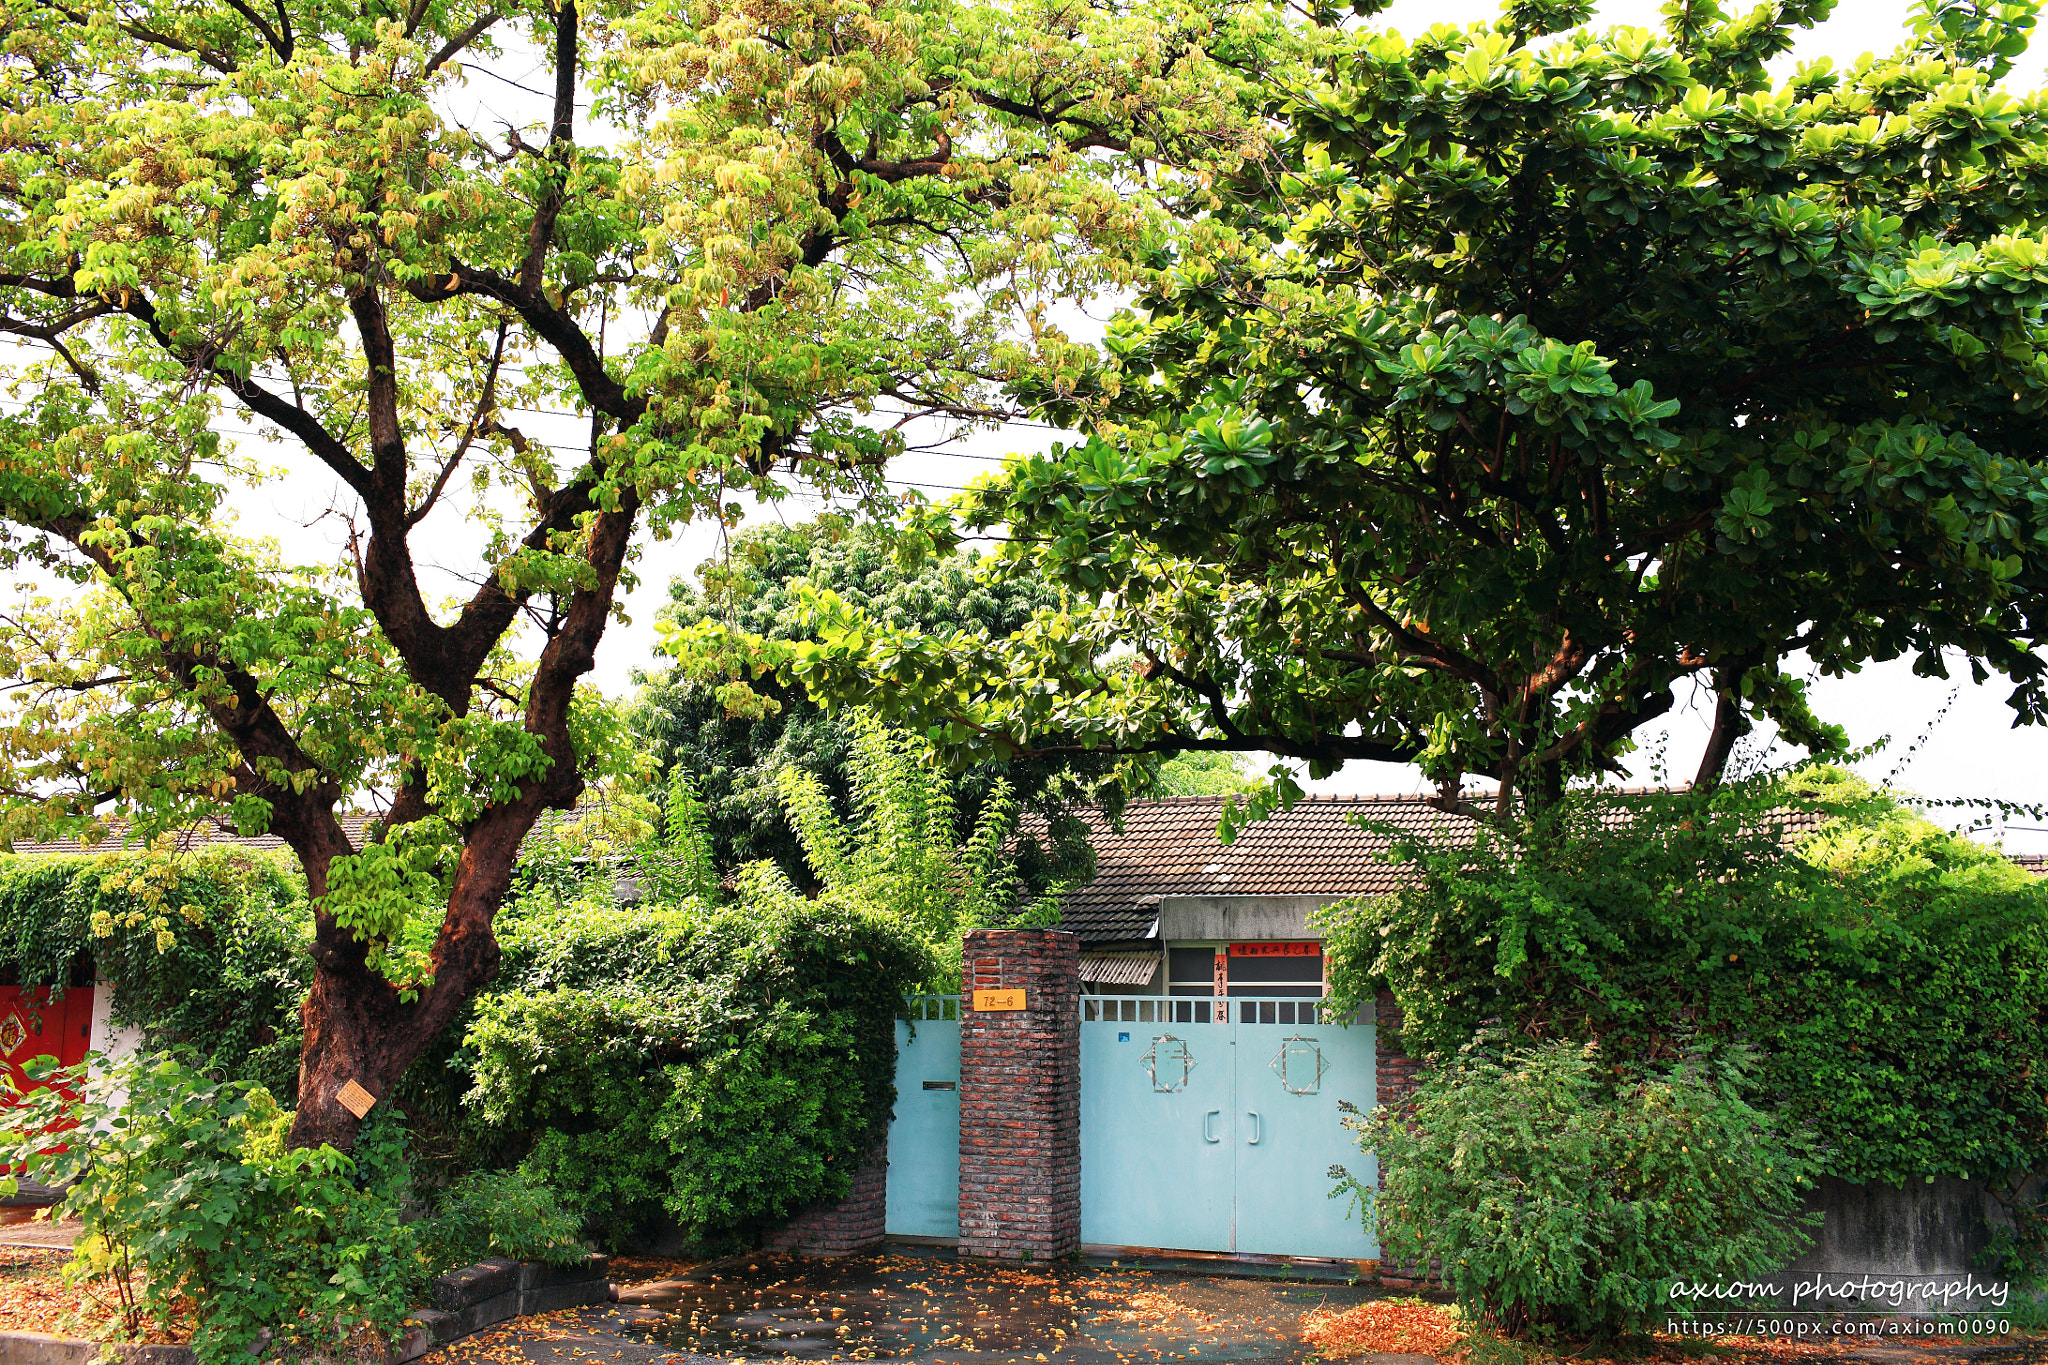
<box><xmin>1302</xmin><ymin>1298</ymin><xmax>1467</xmax><ymax>1358</ymax></box>
<box><xmin>1297</xmin><ymin>1296</ymin><xmax>2045</xmax><ymax>1365</ymax></box>
<box><xmin>0</xmin><ymin>1245</ymin><xmax>173</xmax><ymax>1343</ymax></box>
<box><xmin>580</xmin><ymin>1254</ymin><xmax>2043</xmax><ymax>1365</ymax></box>
<box><xmin>0</xmin><ymin>1238</ymin><xmax>2038</xmax><ymax>1365</ymax></box>
<box><xmin>603</xmin><ymin>1248</ymin><xmax>1373</xmax><ymax>1361</ymax></box>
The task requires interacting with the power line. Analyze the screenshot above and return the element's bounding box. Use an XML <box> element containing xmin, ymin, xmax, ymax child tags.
<box><xmin>0</xmin><ymin>396</ymin><xmax>1019</xmax><ymax>473</ymax></box>
<box><xmin>0</xmin><ymin>337</ymin><xmax>1076</xmax><ymax>438</ymax></box>
<box><xmin>462</xmin><ymin>64</ymin><xmax>591</xmax><ymax>107</ymax></box>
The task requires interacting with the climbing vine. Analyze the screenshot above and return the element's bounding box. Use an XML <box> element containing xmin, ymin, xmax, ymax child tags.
<box><xmin>464</xmin><ymin>875</ymin><xmax>930</xmax><ymax>1250</ymax></box>
<box><xmin>0</xmin><ymin>849</ymin><xmax>309</xmax><ymax>1093</ymax></box>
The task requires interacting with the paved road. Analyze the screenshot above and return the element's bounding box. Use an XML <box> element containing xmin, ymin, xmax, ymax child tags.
<box><xmin>497</xmin><ymin>1247</ymin><xmax>1384</xmax><ymax>1365</ymax></box>
<box><xmin>479</xmin><ymin>1248</ymin><xmax>2048</xmax><ymax>1365</ymax></box>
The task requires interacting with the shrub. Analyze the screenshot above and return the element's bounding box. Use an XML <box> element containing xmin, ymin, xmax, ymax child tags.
<box><xmin>1341</xmin><ymin>1035</ymin><xmax>1818</xmax><ymax>1340</ymax></box>
<box><xmin>0</xmin><ymin>1053</ymin><xmax>421</xmax><ymax>1364</ymax></box>
<box><xmin>419</xmin><ymin>1169</ymin><xmax>587</xmax><ymax>1274</ymax></box>
<box><xmin>1318</xmin><ymin>775</ymin><xmax>2048</xmax><ymax>1186</ymax></box>
<box><xmin>465</xmin><ymin>984</ymin><xmax>691</xmax><ymax>1242</ymax></box>
<box><xmin>464</xmin><ymin>871</ymin><xmax>930</xmax><ymax>1250</ymax></box>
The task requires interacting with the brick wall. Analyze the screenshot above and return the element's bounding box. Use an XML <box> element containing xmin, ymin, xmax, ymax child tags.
<box><xmin>956</xmin><ymin>929</ymin><xmax>1081</xmax><ymax>1260</ymax></box>
<box><xmin>763</xmin><ymin>1148</ymin><xmax>888</xmax><ymax>1257</ymax></box>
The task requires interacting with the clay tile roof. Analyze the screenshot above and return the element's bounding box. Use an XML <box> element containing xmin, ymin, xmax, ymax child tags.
<box><xmin>1057</xmin><ymin>791</ymin><xmax>1837</xmax><ymax>946</ymax></box>
<box><xmin>2</xmin><ymin>813</ymin><xmax>380</xmax><ymax>858</ymax></box>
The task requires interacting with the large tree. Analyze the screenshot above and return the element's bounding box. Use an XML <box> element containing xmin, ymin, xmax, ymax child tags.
<box><xmin>676</xmin><ymin>0</ymin><xmax>2048</xmax><ymax>815</ymax></box>
<box><xmin>0</xmin><ymin>0</ymin><xmax>1285</xmax><ymax>1146</ymax></box>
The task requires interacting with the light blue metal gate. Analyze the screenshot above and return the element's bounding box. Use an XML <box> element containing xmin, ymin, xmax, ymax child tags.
<box><xmin>885</xmin><ymin>995</ymin><xmax>961</xmax><ymax>1238</ymax></box>
<box><xmin>1079</xmin><ymin>995</ymin><xmax>1233</xmax><ymax>1251</ymax></box>
<box><xmin>1079</xmin><ymin>994</ymin><xmax>1377</xmax><ymax>1260</ymax></box>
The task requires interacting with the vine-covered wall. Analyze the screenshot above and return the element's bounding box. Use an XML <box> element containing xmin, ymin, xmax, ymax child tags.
<box><xmin>1320</xmin><ymin>776</ymin><xmax>2048</xmax><ymax>1189</ymax></box>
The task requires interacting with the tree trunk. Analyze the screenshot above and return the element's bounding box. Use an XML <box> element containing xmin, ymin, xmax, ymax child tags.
<box><xmin>1693</xmin><ymin>683</ymin><xmax>1753</xmax><ymax>792</ymax></box>
<box><xmin>290</xmin><ymin>960</ymin><xmax>423</xmax><ymax>1152</ymax></box>
<box><xmin>286</xmin><ymin>822</ymin><xmax>524</xmax><ymax>1151</ymax></box>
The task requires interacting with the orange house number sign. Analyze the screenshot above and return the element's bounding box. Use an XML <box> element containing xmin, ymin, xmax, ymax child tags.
<box><xmin>972</xmin><ymin>989</ymin><xmax>1026</xmax><ymax>1011</ymax></box>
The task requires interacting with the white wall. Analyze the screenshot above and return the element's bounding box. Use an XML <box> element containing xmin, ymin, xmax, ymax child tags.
<box><xmin>85</xmin><ymin>981</ymin><xmax>141</xmax><ymax>1062</ymax></box>
<box><xmin>86</xmin><ymin>980</ymin><xmax>143</xmax><ymax>1115</ymax></box>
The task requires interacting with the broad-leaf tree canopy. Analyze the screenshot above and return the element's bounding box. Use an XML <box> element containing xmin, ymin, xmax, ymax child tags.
<box><xmin>633</xmin><ymin>518</ymin><xmax>1119</xmax><ymax>888</ymax></box>
<box><xmin>0</xmin><ymin>0</ymin><xmax>1286</xmax><ymax>1145</ymax></box>
<box><xmin>678</xmin><ymin>0</ymin><xmax>2048</xmax><ymax>815</ymax></box>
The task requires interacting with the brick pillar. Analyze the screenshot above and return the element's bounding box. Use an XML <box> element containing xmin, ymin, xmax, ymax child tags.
<box><xmin>1374</xmin><ymin>989</ymin><xmax>1423</xmax><ymax>1115</ymax></box>
<box><xmin>764</xmin><ymin>1146</ymin><xmax>888</xmax><ymax>1257</ymax></box>
<box><xmin>1373</xmin><ymin>988</ymin><xmax>1437</xmax><ymax>1288</ymax></box>
<box><xmin>956</xmin><ymin>929</ymin><xmax>1080</xmax><ymax>1260</ymax></box>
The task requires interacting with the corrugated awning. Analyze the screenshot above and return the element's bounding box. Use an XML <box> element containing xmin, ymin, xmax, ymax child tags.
<box><xmin>1079</xmin><ymin>953</ymin><xmax>1159</xmax><ymax>987</ymax></box>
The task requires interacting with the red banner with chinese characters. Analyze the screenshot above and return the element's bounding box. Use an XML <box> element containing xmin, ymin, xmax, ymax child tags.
<box><xmin>1228</xmin><ymin>941</ymin><xmax>1321</xmax><ymax>957</ymax></box>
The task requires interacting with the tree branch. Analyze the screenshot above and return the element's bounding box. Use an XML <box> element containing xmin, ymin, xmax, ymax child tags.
<box><xmin>409</xmin><ymin>321</ymin><xmax>509</xmax><ymax>526</ymax></box>
<box><xmin>220</xmin><ymin>0</ymin><xmax>292</xmax><ymax>61</ymax></box>
<box><xmin>425</xmin><ymin>12</ymin><xmax>500</xmax><ymax>76</ymax></box>
<box><xmin>519</xmin><ymin>0</ymin><xmax>578</xmax><ymax>296</ymax></box>
<box><xmin>111</xmin><ymin>291</ymin><xmax>377</xmax><ymax>500</ymax></box>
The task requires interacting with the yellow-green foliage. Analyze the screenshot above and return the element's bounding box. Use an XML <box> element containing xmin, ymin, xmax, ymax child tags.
<box><xmin>775</xmin><ymin>713</ymin><xmax>1061</xmax><ymax>988</ymax></box>
<box><xmin>1791</xmin><ymin>767</ymin><xmax>2038</xmax><ymax>893</ymax></box>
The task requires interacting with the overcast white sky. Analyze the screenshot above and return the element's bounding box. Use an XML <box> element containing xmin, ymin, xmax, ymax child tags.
<box><xmin>15</xmin><ymin>0</ymin><xmax>2048</xmax><ymax>846</ymax></box>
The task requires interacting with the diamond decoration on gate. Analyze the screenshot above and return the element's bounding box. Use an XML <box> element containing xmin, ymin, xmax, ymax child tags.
<box><xmin>0</xmin><ymin>1012</ymin><xmax>26</xmax><ymax>1057</ymax></box>
<box><xmin>1269</xmin><ymin>1034</ymin><xmax>1328</xmax><ymax>1095</ymax></box>
<box><xmin>1141</xmin><ymin>1034</ymin><xmax>1194</xmax><ymax>1093</ymax></box>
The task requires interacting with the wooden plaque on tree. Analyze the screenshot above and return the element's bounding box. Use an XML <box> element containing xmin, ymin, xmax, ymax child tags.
<box><xmin>335</xmin><ymin>1079</ymin><xmax>377</xmax><ymax>1119</ymax></box>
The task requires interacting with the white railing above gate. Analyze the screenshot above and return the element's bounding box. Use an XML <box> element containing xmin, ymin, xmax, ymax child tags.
<box><xmin>899</xmin><ymin>993</ymin><xmax>1354</xmax><ymax>1024</ymax></box>
<box><xmin>1083</xmin><ymin>994</ymin><xmax>1354</xmax><ymax>1025</ymax></box>
<box><xmin>1082</xmin><ymin>994</ymin><xmax>1215</xmax><ymax>1024</ymax></box>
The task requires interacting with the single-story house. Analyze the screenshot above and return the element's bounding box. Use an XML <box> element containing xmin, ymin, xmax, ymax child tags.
<box><xmin>1059</xmin><ymin>792</ymin><xmax>1852</xmax><ymax>1006</ymax></box>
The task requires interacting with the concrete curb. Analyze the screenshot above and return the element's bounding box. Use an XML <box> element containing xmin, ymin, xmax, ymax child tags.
<box><xmin>0</xmin><ymin>1334</ymin><xmax>195</xmax><ymax>1365</ymax></box>
<box><xmin>0</xmin><ymin>1256</ymin><xmax>614</xmax><ymax>1365</ymax></box>
<box><xmin>396</xmin><ymin>1256</ymin><xmax>614</xmax><ymax>1362</ymax></box>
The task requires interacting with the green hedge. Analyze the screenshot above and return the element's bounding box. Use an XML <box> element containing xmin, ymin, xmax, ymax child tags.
<box><xmin>463</xmin><ymin>870</ymin><xmax>930</xmax><ymax>1250</ymax></box>
<box><xmin>1318</xmin><ymin>775</ymin><xmax>2048</xmax><ymax>1186</ymax></box>
<box><xmin>0</xmin><ymin>850</ymin><xmax>308</xmax><ymax>1094</ymax></box>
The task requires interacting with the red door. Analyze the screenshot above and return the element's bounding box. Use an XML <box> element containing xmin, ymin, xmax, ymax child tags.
<box><xmin>0</xmin><ymin>987</ymin><xmax>94</xmax><ymax>1099</ymax></box>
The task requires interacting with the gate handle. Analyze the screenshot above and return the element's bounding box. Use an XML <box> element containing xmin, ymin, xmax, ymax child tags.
<box><xmin>1247</xmin><ymin>1110</ymin><xmax>1262</xmax><ymax>1145</ymax></box>
<box><xmin>1203</xmin><ymin>1110</ymin><xmax>1220</xmax><ymax>1143</ymax></box>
